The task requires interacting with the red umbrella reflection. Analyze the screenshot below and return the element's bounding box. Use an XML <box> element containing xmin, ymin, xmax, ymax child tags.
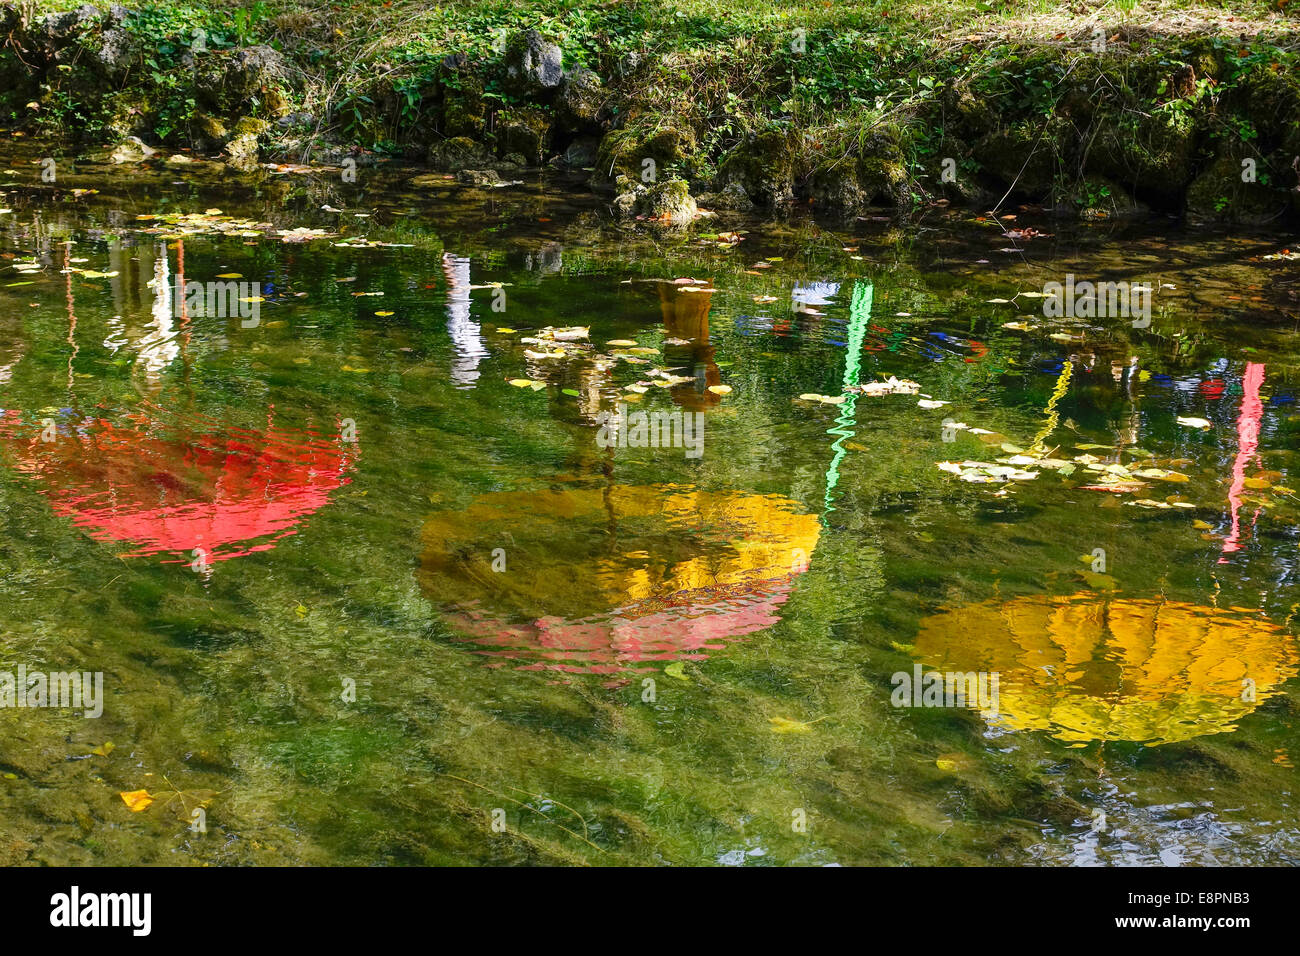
<box><xmin>0</xmin><ymin>407</ymin><xmax>357</xmax><ymax>563</ymax></box>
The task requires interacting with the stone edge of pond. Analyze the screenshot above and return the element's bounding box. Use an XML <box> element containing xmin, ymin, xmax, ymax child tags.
<box><xmin>0</xmin><ymin>4</ymin><xmax>1298</xmax><ymax>227</ymax></box>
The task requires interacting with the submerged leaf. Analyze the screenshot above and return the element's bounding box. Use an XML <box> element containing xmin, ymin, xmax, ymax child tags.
<box><xmin>119</xmin><ymin>790</ymin><xmax>153</xmax><ymax>812</ymax></box>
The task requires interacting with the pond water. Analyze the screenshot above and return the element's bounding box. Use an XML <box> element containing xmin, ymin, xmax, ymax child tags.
<box><xmin>0</xmin><ymin>150</ymin><xmax>1297</xmax><ymax>866</ymax></box>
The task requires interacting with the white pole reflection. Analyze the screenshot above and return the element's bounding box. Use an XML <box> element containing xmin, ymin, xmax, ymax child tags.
<box><xmin>443</xmin><ymin>252</ymin><xmax>488</xmax><ymax>388</ymax></box>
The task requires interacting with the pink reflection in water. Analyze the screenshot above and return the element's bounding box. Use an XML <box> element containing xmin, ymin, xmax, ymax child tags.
<box><xmin>444</xmin><ymin>577</ymin><xmax>800</xmax><ymax>674</ymax></box>
<box><xmin>1220</xmin><ymin>362</ymin><xmax>1265</xmax><ymax>561</ymax></box>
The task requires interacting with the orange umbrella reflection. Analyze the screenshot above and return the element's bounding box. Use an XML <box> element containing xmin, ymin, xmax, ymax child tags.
<box><xmin>420</xmin><ymin>484</ymin><xmax>820</xmax><ymax>673</ymax></box>
<box><xmin>914</xmin><ymin>593</ymin><xmax>1297</xmax><ymax>745</ymax></box>
<box><xmin>656</xmin><ymin>281</ymin><xmax>723</xmax><ymax>411</ymax></box>
<box><xmin>0</xmin><ymin>407</ymin><xmax>357</xmax><ymax>563</ymax></box>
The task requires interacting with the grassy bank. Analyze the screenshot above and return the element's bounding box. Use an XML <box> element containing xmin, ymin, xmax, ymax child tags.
<box><xmin>2</xmin><ymin>0</ymin><xmax>1299</xmax><ymax>220</ymax></box>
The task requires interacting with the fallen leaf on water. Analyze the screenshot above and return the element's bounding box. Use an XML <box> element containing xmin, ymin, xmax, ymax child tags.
<box><xmin>769</xmin><ymin>716</ymin><xmax>823</xmax><ymax>734</ymax></box>
<box><xmin>1176</xmin><ymin>416</ymin><xmax>1213</xmax><ymax>429</ymax></box>
<box><xmin>707</xmin><ymin>384</ymin><xmax>732</xmax><ymax>395</ymax></box>
<box><xmin>90</xmin><ymin>742</ymin><xmax>115</xmax><ymax>757</ymax></box>
<box><xmin>664</xmin><ymin>662</ymin><xmax>689</xmax><ymax>681</ymax></box>
<box><xmin>549</xmin><ymin>326</ymin><xmax>589</xmax><ymax>341</ymax></box>
<box><xmin>120</xmin><ymin>790</ymin><xmax>153</xmax><ymax>812</ymax></box>
<box><xmin>935</xmin><ymin>752</ymin><xmax>974</xmax><ymax>772</ymax></box>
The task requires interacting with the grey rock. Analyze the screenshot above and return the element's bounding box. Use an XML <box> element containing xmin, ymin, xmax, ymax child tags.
<box><xmin>697</xmin><ymin>182</ymin><xmax>754</xmax><ymax>211</ymax></box>
<box><xmin>224</xmin><ymin>45</ymin><xmax>288</xmax><ymax>100</ymax></box>
<box><xmin>37</xmin><ymin>4</ymin><xmax>100</xmax><ymax>46</ymax></box>
<box><xmin>562</xmin><ymin>137</ymin><xmax>599</xmax><ymax>168</ymax></box>
<box><xmin>503</xmin><ymin>29</ymin><xmax>563</xmax><ymax>96</ymax></box>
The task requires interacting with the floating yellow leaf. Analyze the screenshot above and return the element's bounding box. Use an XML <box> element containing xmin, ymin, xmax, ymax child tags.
<box><xmin>707</xmin><ymin>385</ymin><xmax>732</xmax><ymax>395</ymax></box>
<box><xmin>664</xmin><ymin>661</ymin><xmax>689</xmax><ymax>681</ymax></box>
<box><xmin>769</xmin><ymin>715</ymin><xmax>824</xmax><ymax>734</ymax></box>
<box><xmin>605</xmin><ymin>339</ymin><xmax>637</xmax><ymax>347</ymax></box>
<box><xmin>935</xmin><ymin>753</ymin><xmax>975</xmax><ymax>772</ymax></box>
<box><xmin>90</xmin><ymin>742</ymin><xmax>115</xmax><ymax>757</ymax></box>
<box><xmin>119</xmin><ymin>790</ymin><xmax>153</xmax><ymax>812</ymax></box>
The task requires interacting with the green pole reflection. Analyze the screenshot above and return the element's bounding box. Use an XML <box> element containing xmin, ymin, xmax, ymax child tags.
<box><xmin>822</xmin><ymin>281</ymin><xmax>873</xmax><ymax>524</ymax></box>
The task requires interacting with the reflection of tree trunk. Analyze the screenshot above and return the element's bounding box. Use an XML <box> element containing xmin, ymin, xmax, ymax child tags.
<box><xmin>657</xmin><ymin>282</ymin><xmax>722</xmax><ymax>410</ymax></box>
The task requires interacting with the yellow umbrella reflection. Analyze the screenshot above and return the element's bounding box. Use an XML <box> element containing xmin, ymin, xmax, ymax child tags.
<box><xmin>914</xmin><ymin>593</ymin><xmax>1298</xmax><ymax>745</ymax></box>
<box><xmin>420</xmin><ymin>484</ymin><xmax>820</xmax><ymax>673</ymax></box>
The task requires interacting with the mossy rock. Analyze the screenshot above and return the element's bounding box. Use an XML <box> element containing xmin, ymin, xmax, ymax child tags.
<box><xmin>1056</xmin><ymin>175</ymin><xmax>1147</xmax><ymax>221</ymax></box>
<box><xmin>555</xmin><ymin>67</ymin><xmax>606</xmax><ymax>133</ymax></box>
<box><xmin>696</xmin><ymin>182</ymin><xmax>754</xmax><ymax>212</ymax></box>
<box><xmin>612</xmin><ymin>178</ymin><xmax>698</xmax><ymax>223</ymax></box>
<box><xmin>1186</xmin><ymin>154</ymin><xmax>1289</xmax><ymax>224</ymax></box>
<box><xmin>638</xmin><ymin>178</ymin><xmax>697</xmax><ymax>222</ymax></box>
<box><xmin>442</xmin><ymin>75</ymin><xmax>486</xmax><ymax>139</ymax></box>
<box><xmin>191</xmin><ymin>112</ymin><xmax>229</xmax><ymax>153</ymax></box>
<box><xmin>807</xmin><ymin>163</ymin><xmax>867</xmax><ymax>214</ymax></box>
<box><xmin>429</xmin><ymin>136</ymin><xmax>494</xmax><ymax>171</ymax></box>
<box><xmin>857</xmin><ymin>129</ymin><xmax>911</xmax><ymax>207</ymax></box>
<box><xmin>593</xmin><ymin>123</ymin><xmax>695</xmax><ymax>190</ymax></box>
<box><xmin>937</xmin><ymin>82</ymin><xmax>997</xmax><ymax>143</ymax></box>
<box><xmin>974</xmin><ymin>118</ymin><xmax>1073</xmax><ymax>199</ymax></box>
<box><xmin>496</xmin><ymin>107</ymin><xmax>551</xmax><ymax>167</ymax></box>
<box><xmin>717</xmin><ymin>128</ymin><xmax>796</xmax><ymax>207</ymax></box>
<box><xmin>1226</xmin><ymin>67</ymin><xmax>1300</xmax><ymax>152</ymax></box>
<box><xmin>222</xmin><ymin>118</ymin><xmax>270</xmax><ymax>172</ymax></box>
<box><xmin>1090</xmin><ymin>108</ymin><xmax>1200</xmax><ymax>202</ymax></box>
